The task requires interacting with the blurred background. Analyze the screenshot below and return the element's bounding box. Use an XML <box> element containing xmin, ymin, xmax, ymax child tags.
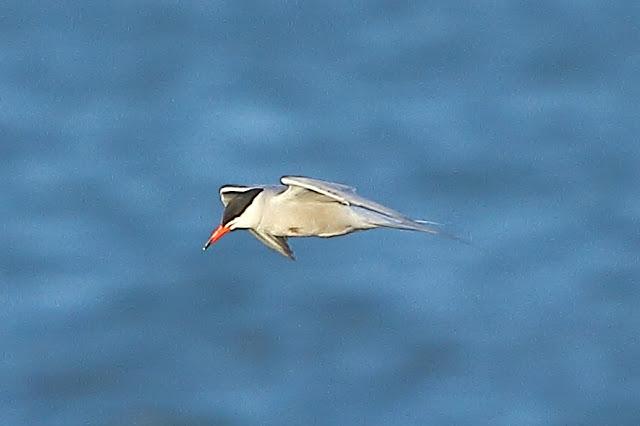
<box><xmin>2</xmin><ymin>1</ymin><xmax>639</xmax><ymax>425</ymax></box>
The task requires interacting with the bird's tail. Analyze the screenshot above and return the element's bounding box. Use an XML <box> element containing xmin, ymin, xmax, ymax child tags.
<box><xmin>360</xmin><ymin>209</ymin><xmax>470</xmax><ymax>245</ymax></box>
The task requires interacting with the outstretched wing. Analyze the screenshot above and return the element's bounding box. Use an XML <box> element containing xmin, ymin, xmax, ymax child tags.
<box><xmin>280</xmin><ymin>175</ymin><xmax>408</xmax><ymax>219</ymax></box>
<box><xmin>279</xmin><ymin>175</ymin><xmax>455</xmax><ymax>238</ymax></box>
<box><xmin>281</xmin><ymin>176</ymin><xmax>356</xmax><ymax>193</ymax></box>
<box><xmin>249</xmin><ymin>230</ymin><xmax>295</xmax><ymax>260</ymax></box>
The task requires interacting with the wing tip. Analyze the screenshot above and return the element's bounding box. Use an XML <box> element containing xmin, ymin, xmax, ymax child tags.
<box><xmin>282</xmin><ymin>244</ymin><xmax>296</xmax><ymax>261</ymax></box>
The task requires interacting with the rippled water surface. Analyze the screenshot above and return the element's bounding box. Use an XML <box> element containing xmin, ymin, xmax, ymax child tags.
<box><xmin>2</xmin><ymin>2</ymin><xmax>639</xmax><ymax>425</ymax></box>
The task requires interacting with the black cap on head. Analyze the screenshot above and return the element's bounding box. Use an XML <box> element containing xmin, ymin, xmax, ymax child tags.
<box><xmin>221</xmin><ymin>188</ymin><xmax>263</xmax><ymax>225</ymax></box>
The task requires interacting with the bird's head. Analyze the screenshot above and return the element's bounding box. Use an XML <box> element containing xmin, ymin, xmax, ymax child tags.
<box><xmin>203</xmin><ymin>186</ymin><xmax>263</xmax><ymax>251</ymax></box>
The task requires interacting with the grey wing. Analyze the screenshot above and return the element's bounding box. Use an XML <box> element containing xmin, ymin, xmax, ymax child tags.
<box><xmin>280</xmin><ymin>175</ymin><xmax>449</xmax><ymax>236</ymax></box>
<box><xmin>280</xmin><ymin>176</ymin><xmax>466</xmax><ymax>243</ymax></box>
<box><xmin>249</xmin><ymin>230</ymin><xmax>295</xmax><ymax>260</ymax></box>
<box><xmin>280</xmin><ymin>175</ymin><xmax>409</xmax><ymax>219</ymax></box>
<box><xmin>280</xmin><ymin>176</ymin><xmax>356</xmax><ymax>196</ymax></box>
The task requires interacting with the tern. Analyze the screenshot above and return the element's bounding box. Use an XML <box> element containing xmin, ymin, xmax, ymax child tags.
<box><xmin>203</xmin><ymin>176</ymin><xmax>455</xmax><ymax>260</ymax></box>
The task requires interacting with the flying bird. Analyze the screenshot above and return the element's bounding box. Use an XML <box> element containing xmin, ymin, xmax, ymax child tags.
<box><xmin>203</xmin><ymin>176</ymin><xmax>455</xmax><ymax>260</ymax></box>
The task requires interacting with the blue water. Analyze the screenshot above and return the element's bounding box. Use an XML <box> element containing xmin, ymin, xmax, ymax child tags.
<box><xmin>2</xmin><ymin>1</ymin><xmax>639</xmax><ymax>425</ymax></box>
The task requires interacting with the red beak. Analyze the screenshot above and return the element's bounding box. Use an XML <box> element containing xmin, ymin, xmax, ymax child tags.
<box><xmin>203</xmin><ymin>224</ymin><xmax>231</xmax><ymax>251</ymax></box>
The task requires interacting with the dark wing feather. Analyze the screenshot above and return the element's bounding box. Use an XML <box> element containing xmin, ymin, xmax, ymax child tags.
<box><xmin>249</xmin><ymin>230</ymin><xmax>295</xmax><ymax>260</ymax></box>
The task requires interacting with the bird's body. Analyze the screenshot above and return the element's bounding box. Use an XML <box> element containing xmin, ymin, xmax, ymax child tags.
<box><xmin>249</xmin><ymin>185</ymin><xmax>369</xmax><ymax>237</ymax></box>
<box><xmin>203</xmin><ymin>176</ymin><xmax>451</xmax><ymax>259</ymax></box>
